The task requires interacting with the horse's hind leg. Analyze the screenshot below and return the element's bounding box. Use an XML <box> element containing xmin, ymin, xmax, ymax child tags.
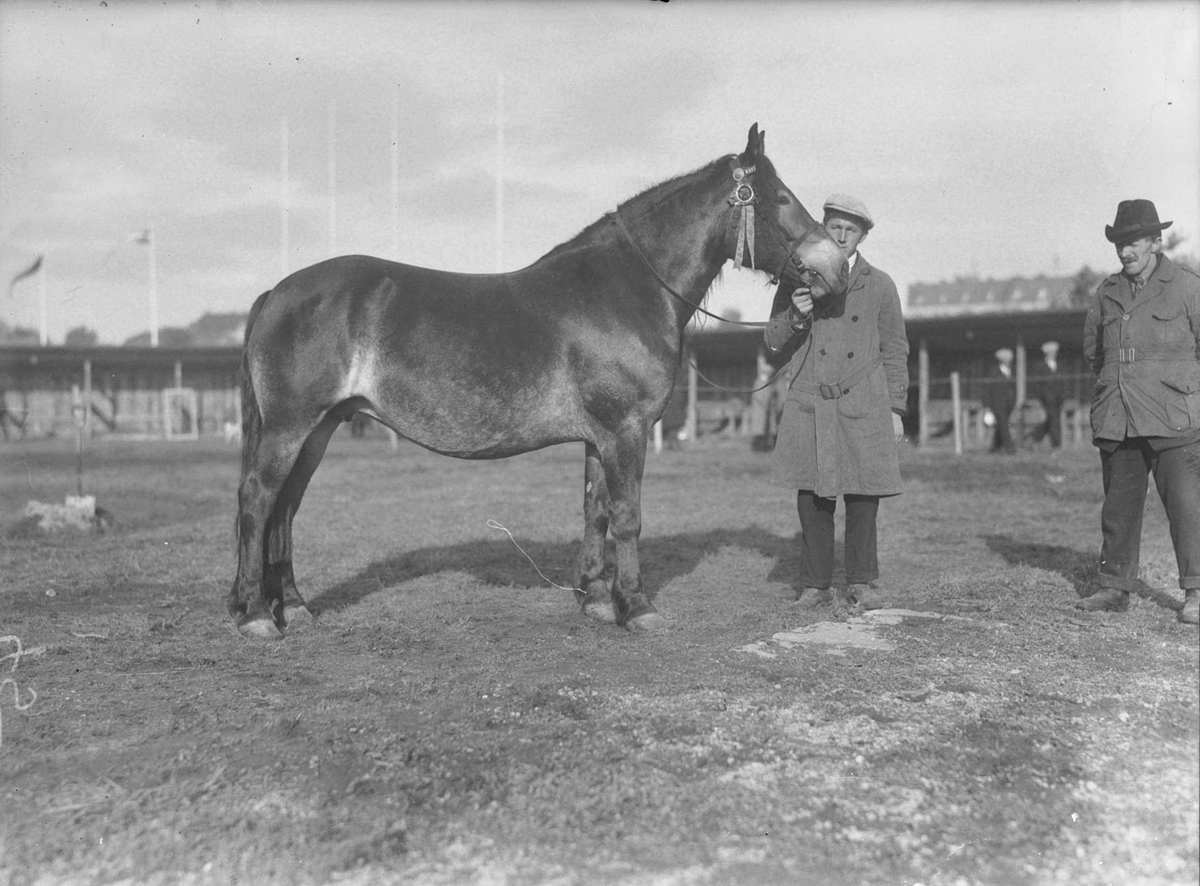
<box><xmin>598</xmin><ymin>425</ymin><xmax>667</xmax><ymax>632</ymax></box>
<box><xmin>230</xmin><ymin>428</ymin><xmax>309</xmax><ymax>639</ymax></box>
<box><xmin>574</xmin><ymin>442</ymin><xmax>615</xmax><ymax>622</ymax></box>
<box><xmin>264</xmin><ymin>414</ymin><xmax>342</xmax><ymax>628</ymax></box>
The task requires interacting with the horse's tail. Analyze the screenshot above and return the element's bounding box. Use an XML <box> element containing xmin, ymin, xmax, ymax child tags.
<box><xmin>238</xmin><ymin>290</ymin><xmax>272</xmax><ymax>477</ymax></box>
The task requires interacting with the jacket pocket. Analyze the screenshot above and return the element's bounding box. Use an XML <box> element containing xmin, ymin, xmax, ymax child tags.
<box><xmin>1151</xmin><ymin>304</ymin><xmax>1185</xmax><ymax>322</ymax></box>
<box><xmin>1163</xmin><ymin>377</ymin><xmax>1200</xmax><ymax>395</ymax></box>
<box><xmin>1161</xmin><ymin>376</ymin><xmax>1200</xmax><ymax>430</ymax></box>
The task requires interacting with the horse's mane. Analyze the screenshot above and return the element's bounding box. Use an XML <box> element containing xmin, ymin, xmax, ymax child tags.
<box><xmin>540</xmin><ymin>153</ymin><xmax>744</xmax><ymax>262</ymax></box>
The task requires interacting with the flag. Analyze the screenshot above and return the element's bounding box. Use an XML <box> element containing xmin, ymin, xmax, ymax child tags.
<box><xmin>8</xmin><ymin>254</ymin><xmax>43</xmax><ymax>290</ymax></box>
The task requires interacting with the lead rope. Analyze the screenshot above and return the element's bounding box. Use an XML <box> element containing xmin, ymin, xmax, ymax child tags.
<box><xmin>487</xmin><ymin>520</ymin><xmax>583</xmax><ymax>594</ymax></box>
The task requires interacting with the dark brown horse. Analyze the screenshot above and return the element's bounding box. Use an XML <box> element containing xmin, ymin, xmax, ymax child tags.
<box><xmin>230</xmin><ymin>124</ymin><xmax>848</xmax><ymax>638</ymax></box>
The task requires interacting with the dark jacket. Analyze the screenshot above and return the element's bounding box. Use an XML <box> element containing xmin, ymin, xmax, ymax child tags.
<box><xmin>1083</xmin><ymin>254</ymin><xmax>1200</xmax><ymax>444</ymax></box>
<box><xmin>763</xmin><ymin>254</ymin><xmax>908</xmax><ymax>497</ymax></box>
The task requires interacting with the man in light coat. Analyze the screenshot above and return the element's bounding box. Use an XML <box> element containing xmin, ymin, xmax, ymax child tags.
<box><xmin>1078</xmin><ymin>199</ymin><xmax>1200</xmax><ymax>625</ymax></box>
<box><xmin>764</xmin><ymin>194</ymin><xmax>909</xmax><ymax>613</ymax></box>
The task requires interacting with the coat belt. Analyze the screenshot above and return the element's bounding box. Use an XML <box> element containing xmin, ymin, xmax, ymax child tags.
<box><xmin>1116</xmin><ymin>344</ymin><xmax>1196</xmax><ymax>363</ymax></box>
<box><xmin>793</xmin><ymin>355</ymin><xmax>883</xmax><ymax>400</ymax></box>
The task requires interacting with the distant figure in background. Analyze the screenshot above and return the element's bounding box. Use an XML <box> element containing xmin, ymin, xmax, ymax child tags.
<box><xmin>984</xmin><ymin>348</ymin><xmax>1016</xmax><ymax>454</ymax></box>
<box><xmin>749</xmin><ymin>349</ymin><xmax>776</xmax><ymax>451</ymax></box>
<box><xmin>1076</xmin><ymin>199</ymin><xmax>1200</xmax><ymax>625</ymax></box>
<box><xmin>764</xmin><ymin>193</ymin><xmax>909</xmax><ymax>614</ymax></box>
<box><xmin>0</xmin><ymin>390</ymin><xmax>13</xmax><ymax>441</ymax></box>
<box><xmin>1031</xmin><ymin>340</ymin><xmax>1066</xmax><ymax>449</ymax></box>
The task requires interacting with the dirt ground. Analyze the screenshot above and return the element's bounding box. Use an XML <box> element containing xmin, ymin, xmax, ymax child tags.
<box><xmin>1</xmin><ymin>434</ymin><xmax>1197</xmax><ymax>886</ymax></box>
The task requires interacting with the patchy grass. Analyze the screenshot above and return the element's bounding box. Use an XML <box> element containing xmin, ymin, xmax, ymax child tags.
<box><xmin>0</xmin><ymin>435</ymin><xmax>1196</xmax><ymax>886</ymax></box>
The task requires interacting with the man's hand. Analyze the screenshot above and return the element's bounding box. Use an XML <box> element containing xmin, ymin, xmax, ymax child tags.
<box><xmin>790</xmin><ymin>286</ymin><xmax>814</xmax><ymax>317</ymax></box>
<box><xmin>893</xmin><ymin>412</ymin><xmax>905</xmax><ymax>443</ymax></box>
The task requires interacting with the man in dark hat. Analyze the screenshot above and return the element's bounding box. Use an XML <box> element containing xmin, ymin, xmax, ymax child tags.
<box><xmin>1077</xmin><ymin>199</ymin><xmax>1200</xmax><ymax>625</ymax></box>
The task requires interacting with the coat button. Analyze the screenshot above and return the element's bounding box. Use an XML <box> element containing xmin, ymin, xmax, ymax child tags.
<box><xmin>819</xmin><ymin>349</ymin><xmax>826</xmax><ymax>356</ymax></box>
<box><xmin>847</xmin><ymin>351</ymin><xmax>854</xmax><ymax>358</ymax></box>
<box><xmin>851</xmin><ymin>315</ymin><xmax>859</xmax><ymax>322</ymax></box>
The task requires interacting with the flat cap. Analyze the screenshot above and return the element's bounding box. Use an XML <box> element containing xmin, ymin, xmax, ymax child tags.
<box><xmin>995</xmin><ymin>348</ymin><xmax>1014</xmax><ymax>362</ymax></box>
<box><xmin>823</xmin><ymin>193</ymin><xmax>874</xmax><ymax>230</ymax></box>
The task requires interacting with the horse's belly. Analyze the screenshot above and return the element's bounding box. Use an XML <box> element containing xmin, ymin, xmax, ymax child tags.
<box><xmin>369</xmin><ymin>369</ymin><xmax>585</xmax><ymax>459</ymax></box>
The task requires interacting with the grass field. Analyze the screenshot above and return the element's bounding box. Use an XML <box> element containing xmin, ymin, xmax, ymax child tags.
<box><xmin>1</xmin><ymin>433</ymin><xmax>1197</xmax><ymax>886</ymax></box>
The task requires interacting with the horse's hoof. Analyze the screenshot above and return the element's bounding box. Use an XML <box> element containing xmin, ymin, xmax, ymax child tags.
<box><xmin>237</xmin><ymin>614</ymin><xmax>285</xmax><ymax>640</ymax></box>
<box><xmin>625</xmin><ymin>611</ymin><xmax>669</xmax><ymax>633</ymax></box>
<box><xmin>582</xmin><ymin>600</ymin><xmax>617</xmax><ymax>624</ymax></box>
<box><xmin>282</xmin><ymin>604</ymin><xmax>314</xmax><ymax>629</ymax></box>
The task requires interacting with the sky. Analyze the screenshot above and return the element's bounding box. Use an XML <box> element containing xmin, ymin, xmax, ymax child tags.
<box><xmin>1</xmin><ymin>0</ymin><xmax>1198</xmax><ymax>345</ymax></box>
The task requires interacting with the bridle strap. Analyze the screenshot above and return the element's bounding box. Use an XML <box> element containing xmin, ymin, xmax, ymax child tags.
<box><xmin>613</xmin><ymin>208</ymin><xmax>770</xmax><ymax>328</ymax></box>
<box><xmin>767</xmin><ymin>220</ymin><xmax>821</xmax><ymax>287</ymax></box>
<box><xmin>613</xmin><ymin>158</ymin><xmax>815</xmax><ymax>329</ymax></box>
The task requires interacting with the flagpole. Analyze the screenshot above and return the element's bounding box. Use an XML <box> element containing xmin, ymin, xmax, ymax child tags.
<box><xmin>280</xmin><ymin>116</ymin><xmax>290</xmax><ymax>279</ymax></box>
<box><xmin>495</xmin><ymin>71</ymin><xmax>504</xmax><ymax>273</ymax></box>
<box><xmin>147</xmin><ymin>227</ymin><xmax>158</xmax><ymax>347</ymax></box>
<box><xmin>38</xmin><ymin>260</ymin><xmax>48</xmax><ymax>346</ymax></box>
<box><xmin>328</xmin><ymin>102</ymin><xmax>337</xmax><ymax>257</ymax></box>
<box><xmin>391</xmin><ymin>89</ymin><xmax>401</xmax><ymax>257</ymax></box>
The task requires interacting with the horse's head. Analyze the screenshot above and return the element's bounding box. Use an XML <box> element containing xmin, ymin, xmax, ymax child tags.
<box><xmin>731</xmin><ymin>124</ymin><xmax>849</xmax><ymax>300</ymax></box>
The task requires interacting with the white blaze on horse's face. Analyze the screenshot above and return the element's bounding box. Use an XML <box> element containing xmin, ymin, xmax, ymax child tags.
<box><xmin>774</xmin><ymin>186</ymin><xmax>849</xmax><ymax>299</ymax></box>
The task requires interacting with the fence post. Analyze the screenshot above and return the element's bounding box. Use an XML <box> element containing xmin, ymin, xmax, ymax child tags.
<box><xmin>950</xmin><ymin>371</ymin><xmax>963</xmax><ymax>456</ymax></box>
<box><xmin>685</xmin><ymin>353</ymin><xmax>698</xmax><ymax>444</ymax></box>
<box><xmin>82</xmin><ymin>358</ymin><xmax>92</xmax><ymax>439</ymax></box>
<box><xmin>917</xmin><ymin>338</ymin><xmax>930</xmax><ymax>448</ymax></box>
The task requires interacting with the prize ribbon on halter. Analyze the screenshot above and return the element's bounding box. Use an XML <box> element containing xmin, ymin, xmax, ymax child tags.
<box><xmin>724</xmin><ymin>192</ymin><xmax>753</xmax><ymax>267</ymax></box>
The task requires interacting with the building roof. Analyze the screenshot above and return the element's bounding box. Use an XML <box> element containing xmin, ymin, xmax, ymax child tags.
<box><xmin>906</xmin><ymin>275</ymin><xmax>1075</xmax><ymax>317</ymax></box>
<box><xmin>188</xmin><ymin>312</ymin><xmax>247</xmax><ymax>346</ymax></box>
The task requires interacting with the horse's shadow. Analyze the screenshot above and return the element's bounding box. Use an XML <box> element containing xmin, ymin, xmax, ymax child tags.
<box><xmin>984</xmin><ymin>534</ymin><xmax>1182</xmax><ymax>611</ymax></box>
<box><xmin>309</xmin><ymin>525</ymin><xmax>802</xmax><ymax>615</ymax></box>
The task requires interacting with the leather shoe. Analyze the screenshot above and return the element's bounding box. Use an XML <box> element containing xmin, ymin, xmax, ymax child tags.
<box><xmin>1179</xmin><ymin>591</ymin><xmax>1199</xmax><ymax>625</ymax></box>
<box><xmin>1075</xmin><ymin>588</ymin><xmax>1129</xmax><ymax>612</ymax></box>
<box><xmin>793</xmin><ymin>587</ymin><xmax>829</xmax><ymax>608</ymax></box>
<box><xmin>852</xmin><ymin>583</ymin><xmax>889</xmax><ymax>610</ymax></box>
<box><xmin>830</xmin><ymin>587</ymin><xmax>855</xmax><ymax>617</ymax></box>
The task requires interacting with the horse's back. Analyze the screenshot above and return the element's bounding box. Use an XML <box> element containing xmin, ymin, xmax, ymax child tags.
<box><xmin>246</xmin><ymin>256</ymin><xmax>597</xmax><ymax>454</ymax></box>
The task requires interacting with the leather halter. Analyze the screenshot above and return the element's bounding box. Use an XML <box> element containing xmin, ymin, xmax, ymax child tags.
<box><xmin>723</xmin><ymin>155</ymin><xmax>821</xmax><ymax>288</ymax></box>
<box><xmin>613</xmin><ymin>156</ymin><xmax>821</xmax><ymax>327</ymax></box>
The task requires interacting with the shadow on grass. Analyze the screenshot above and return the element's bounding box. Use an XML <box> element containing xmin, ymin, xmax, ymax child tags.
<box><xmin>309</xmin><ymin>525</ymin><xmax>799</xmax><ymax>616</ymax></box>
<box><xmin>984</xmin><ymin>533</ymin><xmax>1183</xmax><ymax>612</ymax></box>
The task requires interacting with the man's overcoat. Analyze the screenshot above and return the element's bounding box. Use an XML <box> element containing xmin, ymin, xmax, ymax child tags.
<box><xmin>764</xmin><ymin>256</ymin><xmax>909</xmax><ymax>497</ymax></box>
<box><xmin>1084</xmin><ymin>254</ymin><xmax>1200</xmax><ymax>445</ymax></box>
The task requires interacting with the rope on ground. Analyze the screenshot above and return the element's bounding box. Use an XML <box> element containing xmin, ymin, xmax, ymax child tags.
<box><xmin>487</xmin><ymin>520</ymin><xmax>583</xmax><ymax>594</ymax></box>
<box><xmin>1</xmin><ymin>636</ymin><xmax>39</xmax><ymax>752</ymax></box>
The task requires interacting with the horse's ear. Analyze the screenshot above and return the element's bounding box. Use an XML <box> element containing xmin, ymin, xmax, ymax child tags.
<box><xmin>743</xmin><ymin>123</ymin><xmax>761</xmax><ymax>162</ymax></box>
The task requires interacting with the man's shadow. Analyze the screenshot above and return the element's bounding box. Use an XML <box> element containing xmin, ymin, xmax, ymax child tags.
<box><xmin>310</xmin><ymin>525</ymin><xmax>800</xmax><ymax>616</ymax></box>
<box><xmin>984</xmin><ymin>534</ymin><xmax>1182</xmax><ymax>612</ymax></box>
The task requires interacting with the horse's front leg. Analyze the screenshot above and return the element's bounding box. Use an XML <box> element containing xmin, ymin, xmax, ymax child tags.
<box><xmin>574</xmin><ymin>442</ymin><xmax>615</xmax><ymax>622</ymax></box>
<box><xmin>600</xmin><ymin>427</ymin><xmax>667</xmax><ymax>632</ymax></box>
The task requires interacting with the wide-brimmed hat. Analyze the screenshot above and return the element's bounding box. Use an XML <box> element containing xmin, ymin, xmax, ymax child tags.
<box><xmin>1105</xmin><ymin>199</ymin><xmax>1172</xmax><ymax>244</ymax></box>
<box><xmin>823</xmin><ymin>194</ymin><xmax>874</xmax><ymax>231</ymax></box>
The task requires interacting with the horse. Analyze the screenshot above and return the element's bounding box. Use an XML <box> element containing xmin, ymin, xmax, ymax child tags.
<box><xmin>230</xmin><ymin>123</ymin><xmax>848</xmax><ymax>639</ymax></box>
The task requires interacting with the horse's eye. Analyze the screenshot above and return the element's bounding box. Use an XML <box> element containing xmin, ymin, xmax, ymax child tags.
<box><xmin>777</xmin><ymin>194</ymin><xmax>791</xmax><ymax>206</ymax></box>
